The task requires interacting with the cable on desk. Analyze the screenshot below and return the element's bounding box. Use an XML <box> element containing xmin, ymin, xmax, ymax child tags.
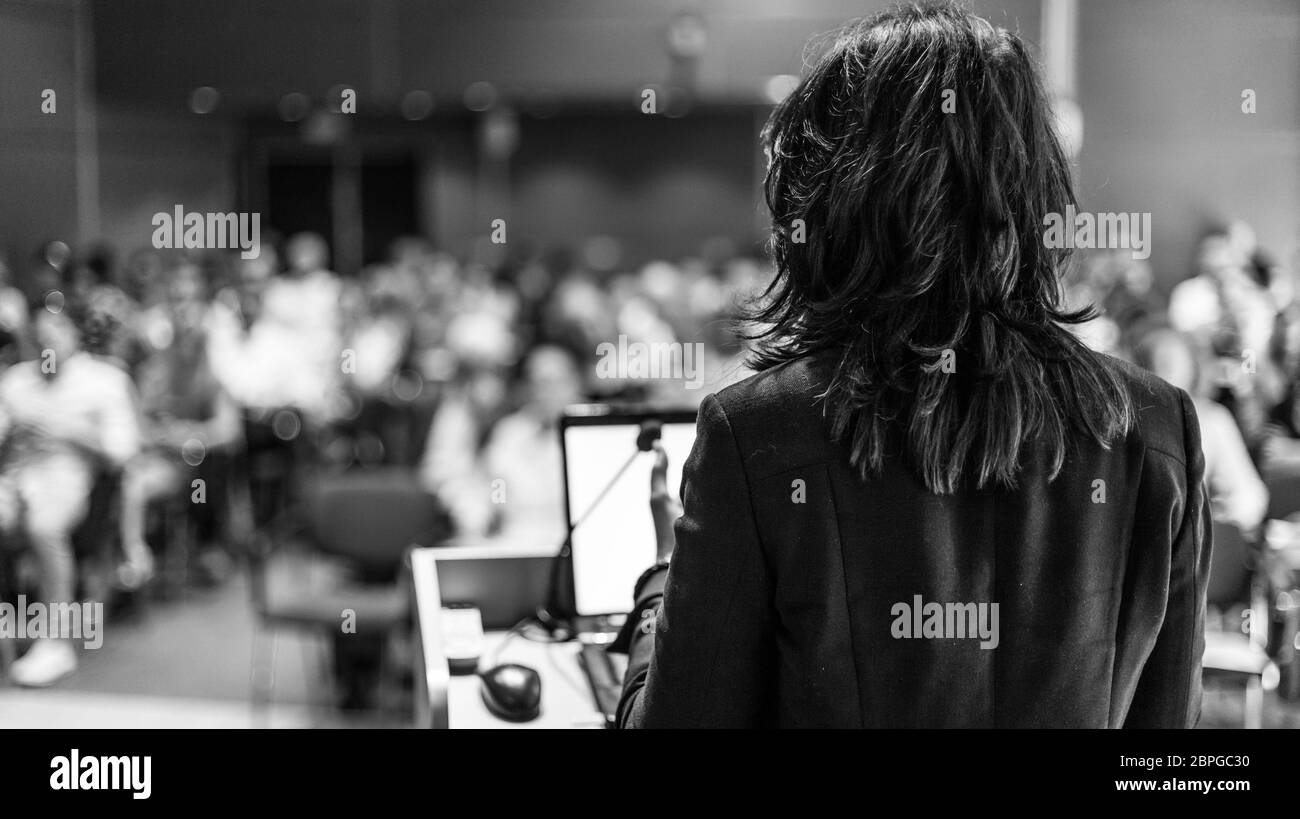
<box><xmin>543</xmin><ymin>636</ymin><xmax>590</xmax><ymax>699</ymax></box>
<box><xmin>486</xmin><ymin>615</ymin><xmax>572</xmax><ymax>668</ymax></box>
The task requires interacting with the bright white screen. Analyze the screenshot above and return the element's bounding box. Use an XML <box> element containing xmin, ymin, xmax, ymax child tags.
<box><xmin>563</xmin><ymin>422</ymin><xmax>696</xmax><ymax>615</ymax></box>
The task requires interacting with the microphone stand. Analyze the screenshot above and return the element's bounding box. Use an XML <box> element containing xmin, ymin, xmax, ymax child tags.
<box><xmin>537</xmin><ymin>419</ymin><xmax>663</xmax><ymax>636</ymax></box>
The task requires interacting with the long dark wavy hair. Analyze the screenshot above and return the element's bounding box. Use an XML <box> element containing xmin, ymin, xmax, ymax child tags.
<box><xmin>748</xmin><ymin>2</ymin><xmax>1134</xmax><ymax>494</ymax></box>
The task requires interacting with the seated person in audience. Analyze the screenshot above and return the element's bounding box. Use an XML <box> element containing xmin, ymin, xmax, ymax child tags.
<box><xmin>420</xmin><ymin>343</ymin><xmax>584</xmax><ymax>540</ymax></box>
<box><xmin>0</xmin><ymin>251</ymin><xmax>30</xmax><ymax>367</ymax></box>
<box><xmin>68</xmin><ymin>246</ymin><xmax>141</xmax><ymax>370</ymax></box>
<box><xmin>419</xmin><ymin>311</ymin><xmax>516</xmax><ymax>535</ymax></box>
<box><xmin>1170</xmin><ymin>228</ymin><xmax>1286</xmax><ymax>450</ymax></box>
<box><xmin>120</xmin><ymin>261</ymin><xmax>242</xmax><ymax>587</ymax></box>
<box><xmin>419</xmin><ymin>363</ymin><xmax>507</xmax><ymax>535</ymax></box>
<box><xmin>1136</xmin><ymin>328</ymin><xmax>1268</xmax><ymax>535</ymax></box>
<box><xmin>339</xmin><ymin>265</ymin><xmax>421</xmax><ymax>464</ymax></box>
<box><xmin>1244</xmin><ymin>253</ymin><xmax>1300</xmax><ymax>472</ymax></box>
<box><xmin>0</xmin><ymin>292</ymin><xmax>141</xmax><ymax>686</ymax></box>
<box><xmin>208</xmin><ymin>234</ymin><xmax>345</xmax><ymax>425</ymax></box>
<box><xmin>210</xmin><ymin>245</ymin><xmax>276</xmax><ymax>336</ymax></box>
<box><xmin>477</xmin><ymin>345</ymin><xmax>585</xmax><ymax>539</ymax></box>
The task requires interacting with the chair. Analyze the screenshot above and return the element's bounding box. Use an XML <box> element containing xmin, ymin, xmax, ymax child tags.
<box><xmin>148</xmin><ymin>449</ymin><xmax>241</xmax><ymax>596</ymax></box>
<box><xmin>1264</xmin><ymin>467</ymin><xmax>1300</xmax><ymax>522</ymax></box>
<box><xmin>248</xmin><ymin>467</ymin><xmax>450</xmax><ymax>720</ymax></box>
<box><xmin>1275</xmin><ymin>588</ymin><xmax>1300</xmax><ymax>700</ymax></box>
<box><xmin>1201</xmin><ymin>521</ymin><xmax>1279</xmax><ymax>728</ymax></box>
<box><xmin>241</xmin><ymin>409</ymin><xmax>305</xmax><ymax>532</ymax></box>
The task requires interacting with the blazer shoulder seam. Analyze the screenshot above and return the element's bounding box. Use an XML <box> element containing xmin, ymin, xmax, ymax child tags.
<box><xmin>1142</xmin><ymin>444</ymin><xmax>1186</xmax><ymax>467</ymax></box>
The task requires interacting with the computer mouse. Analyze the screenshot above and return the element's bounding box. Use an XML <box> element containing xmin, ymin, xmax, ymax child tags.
<box><xmin>479</xmin><ymin>663</ymin><xmax>542</xmax><ymax>722</ymax></box>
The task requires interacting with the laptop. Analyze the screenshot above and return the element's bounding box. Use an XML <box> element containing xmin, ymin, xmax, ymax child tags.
<box><xmin>558</xmin><ymin>404</ymin><xmax>698</xmax><ymax>725</ymax></box>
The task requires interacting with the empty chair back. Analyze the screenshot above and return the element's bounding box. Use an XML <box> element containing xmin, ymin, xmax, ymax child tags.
<box><xmin>1266</xmin><ymin>469</ymin><xmax>1300</xmax><ymax>522</ymax></box>
<box><xmin>306</xmin><ymin>469</ymin><xmax>448</xmax><ymax>581</ymax></box>
<box><xmin>1207</xmin><ymin>520</ymin><xmax>1250</xmax><ymax>609</ymax></box>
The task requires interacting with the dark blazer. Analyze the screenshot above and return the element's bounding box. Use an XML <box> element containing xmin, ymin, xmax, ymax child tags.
<box><xmin>616</xmin><ymin>348</ymin><xmax>1211</xmax><ymax>728</ymax></box>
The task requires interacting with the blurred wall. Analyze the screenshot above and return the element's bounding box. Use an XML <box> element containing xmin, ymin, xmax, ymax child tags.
<box><xmin>505</xmin><ymin>111</ymin><xmax>761</xmax><ymax>263</ymax></box>
<box><xmin>0</xmin><ymin>0</ymin><xmax>82</xmax><ymax>267</ymax></box>
<box><xmin>95</xmin><ymin>105</ymin><xmax>237</xmax><ymax>254</ymax></box>
<box><xmin>8</xmin><ymin>0</ymin><xmax>1295</xmax><ymax>287</ymax></box>
<box><xmin>81</xmin><ymin>0</ymin><xmax>1037</xmax><ymax>268</ymax></box>
<box><xmin>90</xmin><ymin>0</ymin><xmax>1037</xmax><ymax>108</ymax></box>
<box><xmin>1075</xmin><ymin>0</ymin><xmax>1299</xmax><ymax>290</ymax></box>
<box><xmin>416</xmin><ymin>111</ymin><xmax>762</xmax><ymax>265</ymax></box>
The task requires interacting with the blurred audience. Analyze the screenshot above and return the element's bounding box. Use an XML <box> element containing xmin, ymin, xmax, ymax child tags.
<box><xmin>8</xmin><ymin>214</ymin><xmax>1294</xmax><ymax>703</ymax></box>
<box><xmin>121</xmin><ymin>260</ymin><xmax>242</xmax><ymax>588</ymax></box>
<box><xmin>0</xmin><ymin>290</ymin><xmax>141</xmax><ymax>686</ymax></box>
<box><xmin>0</xmin><ymin>227</ymin><xmax>763</xmax><ymax>611</ymax></box>
<box><xmin>1062</xmin><ymin>221</ymin><xmax>1299</xmax><ymax>544</ymax></box>
<box><xmin>421</xmin><ymin>344</ymin><xmax>583</xmax><ymax>540</ymax></box>
<box><xmin>208</xmin><ymin>232</ymin><xmax>345</xmax><ymax>425</ymax></box>
<box><xmin>1134</xmin><ymin>328</ymin><xmax>1268</xmax><ymax>535</ymax></box>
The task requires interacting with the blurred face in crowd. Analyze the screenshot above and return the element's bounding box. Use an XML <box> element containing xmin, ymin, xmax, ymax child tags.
<box><xmin>1143</xmin><ymin>331</ymin><xmax>1198</xmax><ymax>395</ymax></box>
<box><xmin>1198</xmin><ymin>235</ymin><xmax>1242</xmax><ymax>281</ymax></box>
<box><xmin>1121</xmin><ymin>258</ymin><xmax>1154</xmax><ymax>296</ymax></box>
<box><xmin>286</xmin><ymin>233</ymin><xmax>329</xmax><ymax>275</ymax></box>
<box><xmin>121</xmin><ymin>250</ymin><xmax>164</xmax><ymax>302</ymax></box>
<box><xmin>1226</xmin><ymin>220</ymin><xmax>1257</xmax><ymax>261</ymax></box>
<box><xmin>524</xmin><ymin>346</ymin><xmax>583</xmax><ymax>425</ymax></box>
<box><xmin>70</xmin><ymin>263</ymin><xmax>100</xmax><ymax>298</ymax></box>
<box><xmin>241</xmin><ymin>248</ymin><xmax>277</xmax><ymax>284</ymax></box>
<box><xmin>172</xmin><ymin>263</ymin><xmax>204</xmax><ymax>302</ymax></box>
<box><xmin>466</xmin><ymin>366</ymin><xmax>508</xmax><ymax>416</ymax></box>
<box><xmin>169</xmin><ymin>262</ymin><xmax>208</xmax><ymax>329</ymax></box>
<box><xmin>34</xmin><ymin>308</ymin><xmax>80</xmax><ymax>363</ymax></box>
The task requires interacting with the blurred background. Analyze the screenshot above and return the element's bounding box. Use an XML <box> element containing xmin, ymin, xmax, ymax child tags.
<box><xmin>0</xmin><ymin>0</ymin><xmax>1295</xmax><ymax>728</ymax></box>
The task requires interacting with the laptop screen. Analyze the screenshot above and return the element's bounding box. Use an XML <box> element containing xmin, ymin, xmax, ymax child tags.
<box><xmin>560</xmin><ymin>407</ymin><xmax>697</xmax><ymax>617</ymax></box>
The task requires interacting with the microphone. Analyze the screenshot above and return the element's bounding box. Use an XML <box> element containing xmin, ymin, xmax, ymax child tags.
<box><xmin>635</xmin><ymin>419</ymin><xmax>662</xmax><ymax>452</ymax></box>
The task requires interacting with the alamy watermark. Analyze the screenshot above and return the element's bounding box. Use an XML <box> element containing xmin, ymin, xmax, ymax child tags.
<box><xmin>151</xmin><ymin>205</ymin><xmax>260</xmax><ymax>259</ymax></box>
<box><xmin>891</xmin><ymin>594</ymin><xmax>999</xmax><ymax>649</ymax></box>
<box><xmin>50</xmin><ymin>749</ymin><xmax>151</xmax><ymax>800</ymax></box>
<box><xmin>595</xmin><ymin>335</ymin><xmax>705</xmax><ymax>390</ymax></box>
<box><xmin>0</xmin><ymin>595</ymin><xmax>102</xmax><ymax>649</ymax></box>
<box><xmin>1042</xmin><ymin>204</ymin><xmax>1151</xmax><ymax>260</ymax></box>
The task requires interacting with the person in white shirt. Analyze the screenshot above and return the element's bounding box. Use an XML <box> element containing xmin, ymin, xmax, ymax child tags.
<box><xmin>120</xmin><ymin>261</ymin><xmax>242</xmax><ymax>588</ymax></box>
<box><xmin>478</xmin><ymin>345</ymin><xmax>585</xmax><ymax>541</ymax></box>
<box><xmin>208</xmin><ymin>234</ymin><xmax>345</xmax><ymax>425</ymax></box>
<box><xmin>1135</xmin><ymin>327</ymin><xmax>1269</xmax><ymax>535</ymax></box>
<box><xmin>0</xmin><ymin>294</ymin><xmax>142</xmax><ymax>687</ymax></box>
<box><xmin>419</xmin><ymin>345</ymin><xmax>583</xmax><ymax>541</ymax></box>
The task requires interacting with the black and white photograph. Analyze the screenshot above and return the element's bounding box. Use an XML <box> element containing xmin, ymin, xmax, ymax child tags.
<box><xmin>0</xmin><ymin>0</ymin><xmax>1297</xmax><ymax>799</ymax></box>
